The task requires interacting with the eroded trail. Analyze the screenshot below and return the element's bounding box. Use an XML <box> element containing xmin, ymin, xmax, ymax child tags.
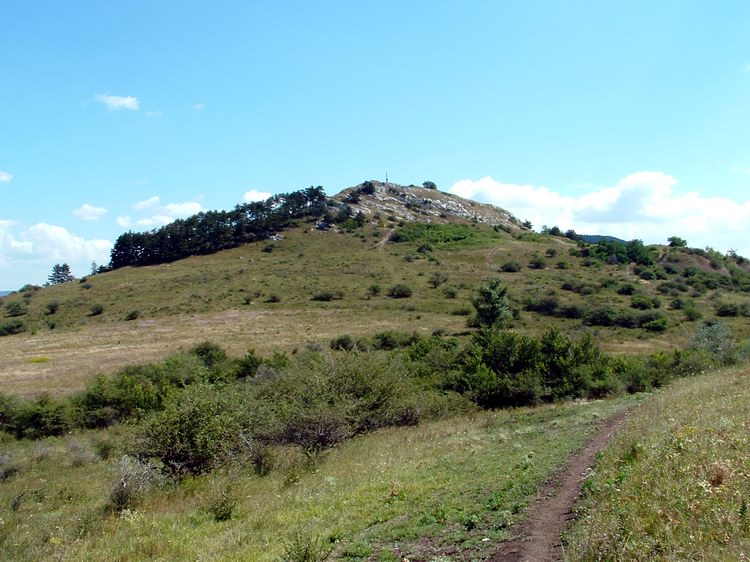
<box><xmin>491</xmin><ymin>409</ymin><xmax>631</xmax><ymax>562</ymax></box>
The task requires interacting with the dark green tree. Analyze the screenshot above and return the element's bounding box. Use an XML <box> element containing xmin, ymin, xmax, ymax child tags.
<box><xmin>48</xmin><ymin>263</ymin><xmax>74</xmax><ymax>285</ymax></box>
<box><xmin>668</xmin><ymin>236</ymin><xmax>687</xmax><ymax>248</ymax></box>
<box><xmin>471</xmin><ymin>279</ymin><xmax>513</xmax><ymax>328</ymax></box>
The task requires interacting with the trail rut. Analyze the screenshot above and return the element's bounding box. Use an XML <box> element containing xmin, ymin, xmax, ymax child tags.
<box><xmin>490</xmin><ymin>409</ymin><xmax>630</xmax><ymax>562</ymax></box>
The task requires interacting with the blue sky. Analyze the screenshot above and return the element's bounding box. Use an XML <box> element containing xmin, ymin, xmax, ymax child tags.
<box><xmin>2</xmin><ymin>1</ymin><xmax>750</xmax><ymax>288</ymax></box>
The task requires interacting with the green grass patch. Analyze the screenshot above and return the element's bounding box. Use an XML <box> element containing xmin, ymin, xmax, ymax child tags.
<box><xmin>564</xmin><ymin>366</ymin><xmax>750</xmax><ymax>560</ymax></box>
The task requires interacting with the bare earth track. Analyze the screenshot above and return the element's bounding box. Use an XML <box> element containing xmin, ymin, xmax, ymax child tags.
<box><xmin>491</xmin><ymin>409</ymin><xmax>631</xmax><ymax>562</ymax></box>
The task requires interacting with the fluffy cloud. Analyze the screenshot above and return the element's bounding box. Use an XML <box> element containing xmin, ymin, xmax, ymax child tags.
<box><xmin>193</xmin><ymin>103</ymin><xmax>205</xmax><ymax>111</ymax></box>
<box><xmin>73</xmin><ymin>203</ymin><xmax>107</xmax><ymax>221</ymax></box>
<box><xmin>164</xmin><ymin>202</ymin><xmax>203</xmax><ymax>216</ymax></box>
<box><xmin>0</xmin><ymin>221</ymin><xmax>112</xmax><ymax>285</ymax></box>
<box><xmin>449</xmin><ymin>172</ymin><xmax>750</xmax><ymax>256</ymax></box>
<box><xmin>94</xmin><ymin>94</ymin><xmax>139</xmax><ymax>111</ymax></box>
<box><xmin>243</xmin><ymin>189</ymin><xmax>272</xmax><ymax>203</ymax></box>
<box><xmin>0</xmin><ymin>171</ymin><xmax>12</xmax><ymax>183</ymax></box>
<box><xmin>126</xmin><ymin>197</ymin><xmax>204</xmax><ymax>229</ymax></box>
<box><xmin>133</xmin><ymin>196</ymin><xmax>160</xmax><ymax>210</ymax></box>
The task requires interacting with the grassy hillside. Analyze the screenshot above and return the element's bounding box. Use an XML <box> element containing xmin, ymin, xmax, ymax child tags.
<box><xmin>0</xmin><ymin>389</ymin><xmax>637</xmax><ymax>561</ymax></box>
<box><xmin>1</xmin><ymin>213</ymin><xmax>750</xmax><ymax>397</ymax></box>
<box><xmin>564</xmin><ymin>365</ymin><xmax>750</xmax><ymax>560</ymax></box>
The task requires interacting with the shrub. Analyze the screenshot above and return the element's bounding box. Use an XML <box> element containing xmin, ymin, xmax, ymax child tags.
<box><xmin>556</xmin><ymin>261</ymin><xmax>571</xmax><ymax>269</ymax></box>
<box><xmin>443</xmin><ymin>286</ymin><xmax>458</xmax><ymax>299</ymax></box>
<box><xmin>261</xmin><ymin>244</ymin><xmax>275</xmax><ymax>253</ymax></box>
<box><xmin>387</xmin><ymin>284</ymin><xmax>413</xmax><ymax>298</ymax></box>
<box><xmin>4</xmin><ymin>302</ymin><xmax>26</xmax><ymax>317</ymax></box>
<box><xmin>89</xmin><ymin>304</ymin><xmax>104</xmax><ymax>316</ymax></box>
<box><xmin>251</xmin><ymin>353</ymin><xmax>423</xmax><ymax>453</ymax></box>
<box><xmin>330</xmin><ymin>334</ymin><xmax>355</xmax><ymax>351</ymax></box>
<box><xmin>265</xmin><ymin>294</ymin><xmax>281</xmax><ymax>303</ymax></box>
<box><xmin>471</xmin><ymin>279</ymin><xmax>513</xmax><ymax>328</ymax></box>
<box><xmin>45</xmin><ymin>301</ymin><xmax>59</xmax><ymax>315</ymax></box>
<box><xmin>136</xmin><ymin>385</ymin><xmax>244</xmax><ymax>476</ymax></box>
<box><xmin>500</xmin><ymin>261</ymin><xmax>521</xmax><ymax>273</ymax></box>
<box><xmin>125</xmin><ymin>310</ymin><xmax>140</xmax><ymax>321</ymax></box>
<box><xmin>0</xmin><ymin>319</ymin><xmax>25</xmax><ymax>337</ymax></box>
<box><xmin>367</xmin><ymin>283</ymin><xmax>381</xmax><ymax>296</ymax></box>
<box><xmin>190</xmin><ymin>341</ymin><xmax>228</xmax><ymax>369</ymax></box>
<box><xmin>13</xmin><ymin>394</ymin><xmax>72</xmax><ymax>439</ymax></box>
<box><xmin>428</xmin><ymin>271</ymin><xmax>448</xmax><ymax>288</ymax></box>
<box><xmin>684</xmin><ymin>305</ymin><xmax>702</xmax><ymax>321</ymax></box>
<box><xmin>631</xmin><ymin>294</ymin><xmax>661</xmax><ymax>310</ymax></box>
<box><xmin>715</xmin><ymin>302</ymin><xmax>739</xmax><ymax>317</ymax></box>
<box><xmin>617</xmin><ymin>283</ymin><xmax>637</xmax><ymax>296</ymax></box>
<box><xmin>232</xmin><ymin>349</ymin><xmax>262</xmax><ymax>379</ymax></box>
<box><xmin>371</xmin><ymin>330</ymin><xmax>420</xmax><ymax>350</ymax></box>
<box><xmin>524</xmin><ymin>296</ymin><xmax>559</xmax><ymax>316</ymax></box>
<box><xmin>528</xmin><ymin>256</ymin><xmax>546</xmax><ymax>269</ymax></box>
<box><xmin>311</xmin><ymin>290</ymin><xmax>343</xmax><ymax>302</ymax></box>
<box><xmin>107</xmin><ymin>455</ymin><xmax>166</xmax><ymax>512</ymax></box>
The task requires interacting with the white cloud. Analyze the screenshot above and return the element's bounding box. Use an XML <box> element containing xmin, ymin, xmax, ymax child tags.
<box><xmin>243</xmin><ymin>189</ymin><xmax>272</xmax><ymax>202</ymax></box>
<box><xmin>164</xmin><ymin>202</ymin><xmax>203</xmax><ymax>216</ymax></box>
<box><xmin>136</xmin><ymin>215</ymin><xmax>175</xmax><ymax>228</ymax></box>
<box><xmin>0</xmin><ymin>220</ymin><xmax>112</xmax><ymax>285</ymax></box>
<box><xmin>73</xmin><ymin>203</ymin><xmax>107</xmax><ymax>221</ymax></box>
<box><xmin>193</xmin><ymin>103</ymin><xmax>205</xmax><ymax>111</ymax></box>
<box><xmin>449</xmin><ymin>172</ymin><xmax>750</xmax><ymax>256</ymax></box>
<box><xmin>133</xmin><ymin>196</ymin><xmax>160</xmax><ymax>210</ymax></box>
<box><xmin>94</xmin><ymin>94</ymin><xmax>139</xmax><ymax>111</ymax></box>
<box><xmin>0</xmin><ymin>171</ymin><xmax>12</xmax><ymax>184</ymax></box>
<box><xmin>127</xmin><ymin>197</ymin><xmax>204</xmax><ymax>229</ymax></box>
<box><xmin>145</xmin><ymin>111</ymin><xmax>163</xmax><ymax>118</ymax></box>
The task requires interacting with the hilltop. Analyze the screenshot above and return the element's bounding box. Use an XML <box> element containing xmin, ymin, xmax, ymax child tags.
<box><xmin>1</xmin><ymin>181</ymin><xmax>749</xmax><ymax>396</ymax></box>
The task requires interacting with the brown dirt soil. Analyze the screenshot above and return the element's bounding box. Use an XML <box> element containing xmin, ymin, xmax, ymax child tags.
<box><xmin>490</xmin><ymin>409</ymin><xmax>631</xmax><ymax>562</ymax></box>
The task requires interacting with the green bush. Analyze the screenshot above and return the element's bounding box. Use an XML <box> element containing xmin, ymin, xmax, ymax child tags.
<box><xmin>387</xmin><ymin>284</ymin><xmax>413</xmax><ymax>298</ymax></box>
<box><xmin>190</xmin><ymin>341</ymin><xmax>228</xmax><ymax>369</ymax></box>
<box><xmin>500</xmin><ymin>261</ymin><xmax>521</xmax><ymax>273</ymax></box>
<box><xmin>250</xmin><ymin>353</ymin><xmax>425</xmax><ymax>453</ymax></box>
<box><xmin>311</xmin><ymin>290</ymin><xmax>343</xmax><ymax>302</ymax></box>
<box><xmin>4</xmin><ymin>302</ymin><xmax>26</xmax><ymax>317</ymax></box>
<box><xmin>13</xmin><ymin>394</ymin><xmax>72</xmax><ymax>439</ymax></box>
<box><xmin>0</xmin><ymin>319</ymin><xmax>25</xmax><ymax>337</ymax></box>
<box><xmin>89</xmin><ymin>304</ymin><xmax>104</xmax><ymax>316</ymax></box>
<box><xmin>136</xmin><ymin>384</ymin><xmax>244</xmax><ymax>476</ymax></box>
<box><xmin>125</xmin><ymin>310</ymin><xmax>140</xmax><ymax>321</ymax></box>
<box><xmin>330</xmin><ymin>334</ymin><xmax>355</xmax><ymax>351</ymax></box>
<box><xmin>45</xmin><ymin>301</ymin><xmax>60</xmax><ymax>315</ymax></box>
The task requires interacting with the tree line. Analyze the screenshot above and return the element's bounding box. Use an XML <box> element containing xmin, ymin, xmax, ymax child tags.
<box><xmin>108</xmin><ymin>187</ymin><xmax>331</xmax><ymax>269</ymax></box>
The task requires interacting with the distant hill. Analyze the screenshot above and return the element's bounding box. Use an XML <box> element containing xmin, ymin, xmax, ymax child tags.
<box><xmin>0</xmin><ymin>291</ymin><xmax>11</xmax><ymax>297</ymax></box>
<box><xmin>578</xmin><ymin>234</ymin><xmax>627</xmax><ymax>244</ymax></box>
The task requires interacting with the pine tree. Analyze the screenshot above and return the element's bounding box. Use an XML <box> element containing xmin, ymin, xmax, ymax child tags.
<box><xmin>48</xmin><ymin>263</ymin><xmax>74</xmax><ymax>285</ymax></box>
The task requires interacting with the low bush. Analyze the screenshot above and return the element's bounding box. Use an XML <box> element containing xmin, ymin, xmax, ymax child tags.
<box><xmin>387</xmin><ymin>284</ymin><xmax>413</xmax><ymax>298</ymax></box>
<box><xmin>311</xmin><ymin>290</ymin><xmax>343</xmax><ymax>302</ymax></box>
<box><xmin>500</xmin><ymin>261</ymin><xmax>521</xmax><ymax>273</ymax></box>
<box><xmin>136</xmin><ymin>384</ymin><xmax>244</xmax><ymax>476</ymax></box>
<box><xmin>0</xmin><ymin>319</ymin><xmax>25</xmax><ymax>337</ymax></box>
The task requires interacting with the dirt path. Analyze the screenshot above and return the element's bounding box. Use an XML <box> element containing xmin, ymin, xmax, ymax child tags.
<box><xmin>377</xmin><ymin>228</ymin><xmax>394</xmax><ymax>252</ymax></box>
<box><xmin>490</xmin><ymin>409</ymin><xmax>630</xmax><ymax>562</ymax></box>
<box><xmin>485</xmin><ymin>245</ymin><xmax>502</xmax><ymax>270</ymax></box>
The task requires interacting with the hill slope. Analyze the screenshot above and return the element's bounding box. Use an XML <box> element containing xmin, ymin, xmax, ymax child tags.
<box><xmin>1</xmin><ymin>183</ymin><xmax>749</xmax><ymax>396</ymax></box>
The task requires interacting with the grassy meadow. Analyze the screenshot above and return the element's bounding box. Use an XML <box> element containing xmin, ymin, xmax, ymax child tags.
<box><xmin>0</xmin><ymin>393</ymin><xmax>636</xmax><ymax>561</ymax></box>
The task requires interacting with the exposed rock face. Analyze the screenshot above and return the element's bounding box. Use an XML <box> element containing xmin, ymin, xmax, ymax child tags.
<box><xmin>333</xmin><ymin>181</ymin><xmax>527</xmax><ymax>232</ymax></box>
